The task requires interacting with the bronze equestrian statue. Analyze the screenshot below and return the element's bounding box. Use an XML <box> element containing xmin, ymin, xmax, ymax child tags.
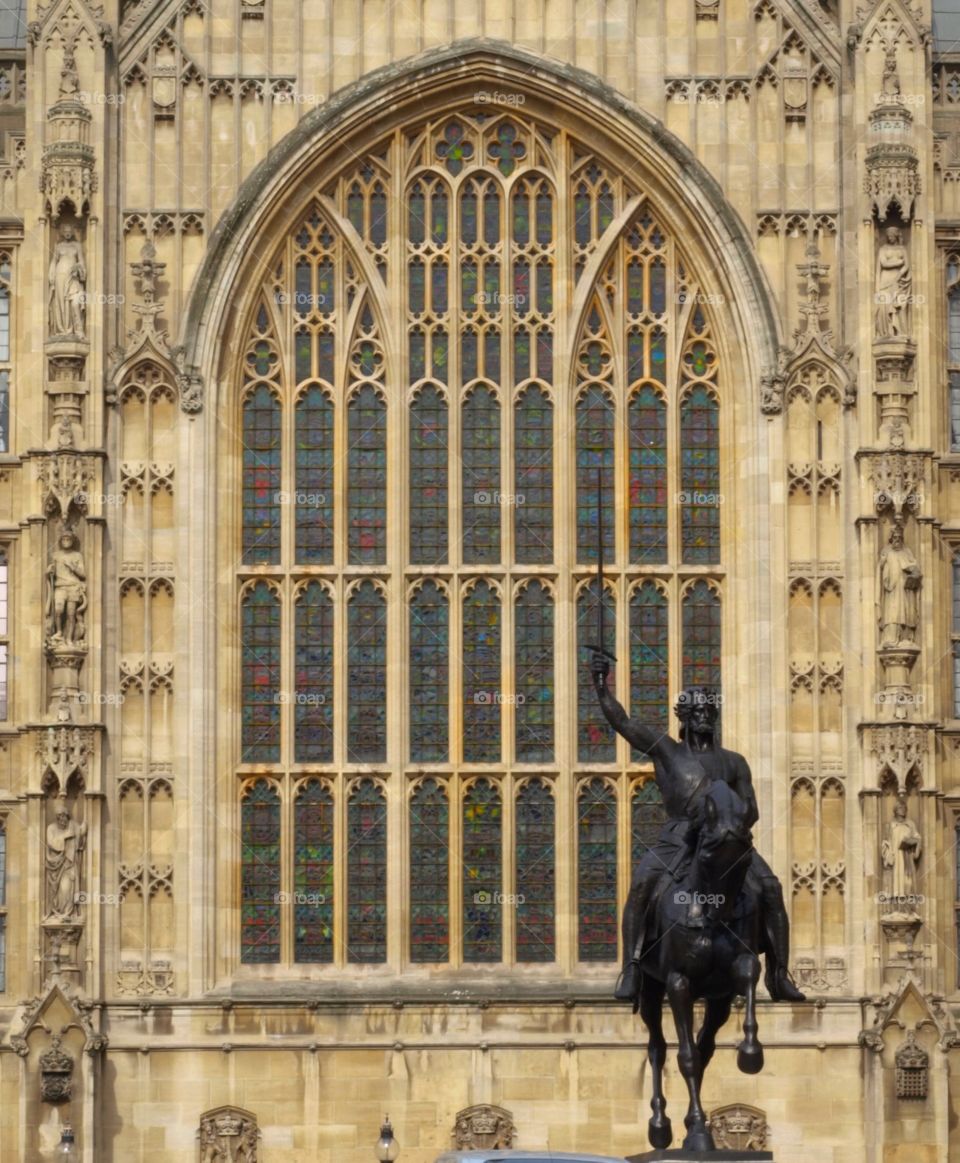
<box><xmin>591</xmin><ymin>655</ymin><xmax>804</xmax><ymax>1151</ymax></box>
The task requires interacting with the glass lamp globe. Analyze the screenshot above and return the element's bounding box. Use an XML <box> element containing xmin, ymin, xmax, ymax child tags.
<box><xmin>375</xmin><ymin>1116</ymin><xmax>399</xmax><ymax>1162</ymax></box>
<box><xmin>55</xmin><ymin>1125</ymin><xmax>77</xmax><ymax>1161</ymax></box>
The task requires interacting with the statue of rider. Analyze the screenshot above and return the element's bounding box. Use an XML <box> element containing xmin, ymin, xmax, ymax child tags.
<box><xmin>590</xmin><ymin>653</ymin><xmax>805</xmax><ymax>1005</ymax></box>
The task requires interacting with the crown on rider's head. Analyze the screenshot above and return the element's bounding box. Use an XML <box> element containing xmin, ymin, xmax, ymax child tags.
<box><xmin>674</xmin><ymin>687</ymin><xmax>721</xmax><ymax>721</ymax></box>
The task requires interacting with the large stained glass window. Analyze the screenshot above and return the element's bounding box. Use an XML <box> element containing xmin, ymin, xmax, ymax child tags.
<box><xmin>682</xmin><ymin>580</ymin><xmax>722</xmax><ymax>695</ymax></box>
<box><xmin>514</xmin><ymin>386</ymin><xmax>553</xmax><ymax>563</ymax></box>
<box><xmin>242</xmin><ymin>384</ymin><xmax>281</xmax><ymax>565</ymax></box>
<box><xmin>462</xmin><ymin>582</ymin><xmax>501</xmax><ymax>763</ymax></box>
<box><xmin>515</xmin><ymin>780</ymin><xmax>555</xmax><ymax>962</ymax></box>
<box><xmin>461</xmin><ymin>385</ymin><xmax>501</xmax><ymax>564</ymax></box>
<box><xmin>514</xmin><ymin>581</ymin><xmax>554</xmax><ymax>763</ymax></box>
<box><xmin>577</xmin><ymin>580</ymin><xmax>616</xmax><ymax>763</ymax></box>
<box><xmin>410</xmin><ymin>779</ymin><xmax>449</xmax><ymax>962</ymax></box>
<box><xmin>347</xmin><ymin>780</ymin><xmax>387</xmax><ymax>963</ymax></box>
<box><xmin>463</xmin><ymin>779</ymin><xmax>502</xmax><ymax>962</ymax></box>
<box><xmin>410</xmin><ymin>384</ymin><xmax>448</xmax><ymax>564</ymax></box>
<box><xmin>577</xmin><ymin>779</ymin><xmax>618</xmax><ymax>962</ymax></box>
<box><xmin>295</xmin><ymin>385</ymin><xmax>334</xmax><ymax>564</ymax></box>
<box><xmin>575</xmin><ymin>382</ymin><xmax>615</xmax><ymax>564</ymax></box>
<box><xmin>233</xmin><ymin>108</ymin><xmax>726</xmax><ymax>971</ymax></box>
<box><xmin>294</xmin><ymin>582</ymin><xmax>334</xmax><ymax>763</ymax></box>
<box><xmin>631</xmin><ymin>780</ymin><xmax>666</xmax><ymax>876</ymax></box>
<box><xmin>409</xmin><ymin>581</ymin><xmax>449</xmax><ymax>762</ymax></box>
<box><xmin>241</xmin><ymin>780</ymin><xmax>281</xmax><ymax>963</ymax></box>
<box><xmin>629</xmin><ymin>386</ymin><xmax>667</xmax><ymax>563</ymax></box>
<box><xmin>347</xmin><ymin>582</ymin><xmax>387</xmax><ymax>763</ymax></box>
<box><xmin>680</xmin><ymin>310</ymin><xmax>720</xmax><ymax>564</ymax></box>
<box><xmin>294</xmin><ymin>780</ymin><xmax>334</xmax><ymax>962</ymax></box>
<box><xmin>347</xmin><ymin>383</ymin><xmax>387</xmax><ymax>565</ymax></box>
<box><xmin>241</xmin><ymin>583</ymin><xmax>281</xmax><ymax>764</ymax></box>
<box><xmin>629</xmin><ymin>580</ymin><xmax>669</xmax><ymax>749</ymax></box>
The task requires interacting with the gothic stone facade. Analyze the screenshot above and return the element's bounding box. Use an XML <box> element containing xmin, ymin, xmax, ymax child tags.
<box><xmin>0</xmin><ymin>0</ymin><xmax>958</xmax><ymax>1160</ymax></box>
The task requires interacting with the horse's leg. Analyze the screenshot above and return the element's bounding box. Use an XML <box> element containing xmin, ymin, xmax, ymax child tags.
<box><xmin>665</xmin><ymin>970</ymin><xmax>714</xmax><ymax>1152</ymax></box>
<box><xmin>638</xmin><ymin>975</ymin><xmax>672</xmax><ymax>1150</ymax></box>
<box><xmin>695</xmin><ymin>993</ymin><xmax>732</xmax><ymax>1087</ymax></box>
<box><xmin>733</xmin><ymin>952</ymin><xmax>764</xmax><ymax>1074</ymax></box>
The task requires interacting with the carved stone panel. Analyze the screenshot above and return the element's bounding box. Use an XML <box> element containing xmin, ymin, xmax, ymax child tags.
<box><xmin>197</xmin><ymin>1106</ymin><xmax>259</xmax><ymax>1162</ymax></box>
<box><xmin>39</xmin><ymin>1033</ymin><xmax>73</xmax><ymax>1103</ymax></box>
<box><xmin>708</xmin><ymin>1103</ymin><xmax>770</xmax><ymax>1150</ymax></box>
<box><xmin>453</xmin><ymin>1104</ymin><xmax>515</xmax><ymax>1150</ymax></box>
<box><xmin>895</xmin><ymin>1031</ymin><xmax>929</xmax><ymax>1099</ymax></box>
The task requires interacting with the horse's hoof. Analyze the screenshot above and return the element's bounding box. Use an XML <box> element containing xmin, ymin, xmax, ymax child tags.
<box><xmin>737</xmin><ymin>1041</ymin><xmax>765</xmax><ymax>1074</ymax></box>
<box><xmin>682</xmin><ymin>1127</ymin><xmax>715</xmax><ymax>1152</ymax></box>
<box><xmin>648</xmin><ymin>1117</ymin><xmax>672</xmax><ymax>1150</ymax></box>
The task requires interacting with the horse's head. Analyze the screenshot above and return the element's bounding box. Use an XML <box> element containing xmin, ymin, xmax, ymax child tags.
<box><xmin>693</xmin><ymin>780</ymin><xmax>754</xmax><ymax>918</ymax></box>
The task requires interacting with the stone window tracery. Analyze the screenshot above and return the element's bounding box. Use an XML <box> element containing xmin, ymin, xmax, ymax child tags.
<box><xmin>232</xmin><ymin>107</ymin><xmax>725</xmax><ymax>969</ymax></box>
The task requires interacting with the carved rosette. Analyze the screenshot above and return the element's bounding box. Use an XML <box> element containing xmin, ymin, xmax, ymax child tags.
<box><xmin>453</xmin><ymin>1104</ymin><xmax>515</xmax><ymax>1150</ymax></box>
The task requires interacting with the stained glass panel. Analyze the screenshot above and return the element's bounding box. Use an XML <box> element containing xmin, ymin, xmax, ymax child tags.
<box><xmin>241</xmin><ymin>781</ymin><xmax>281</xmax><ymax>963</ymax></box>
<box><xmin>347</xmin><ymin>780</ymin><xmax>387</xmax><ymax>963</ymax></box>
<box><xmin>680</xmin><ymin>385</ymin><xmax>720</xmax><ymax>564</ymax></box>
<box><xmin>631</xmin><ymin>780</ymin><xmax>666</xmax><ymax>876</ymax></box>
<box><xmin>294</xmin><ymin>780</ymin><xmax>334</xmax><ymax>962</ymax></box>
<box><xmin>410</xmin><ymin>581</ymin><xmax>449</xmax><ymax>762</ymax></box>
<box><xmin>410</xmin><ymin>779</ymin><xmax>449</xmax><ymax>962</ymax></box>
<box><xmin>410</xmin><ymin>385</ymin><xmax>448</xmax><ymax>564</ymax></box>
<box><xmin>295</xmin><ymin>386</ymin><xmax>334</xmax><ymax>564</ymax></box>
<box><xmin>514</xmin><ymin>582</ymin><xmax>554</xmax><ymax>763</ymax></box>
<box><xmin>242</xmin><ymin>385</ymin><xmax>281</xmax><ymax>564</ymax></box>
<box><xmin>577</xmin><ymin>581</ymin><xmax>616</xmax><ymax>763</ymax></box>
<box><xmin>294</xmin><ymin>582</ymin><xmax>334</xmax><ymax>763</ymax></box>
<box><xmin>515</xmin><ymin>781</ymin><xmax>555</xmax><ymax>961</ymax></box>
<box><xmin>462</xmin><ymin>386</ymin><xmax>501</xmax><ymax>563</ymax></box>
<box><xmin>576</xmin><ymin>387</ymin><xmax>615</xmax><ymax>563</ymax></box>
<box><xmin>682</xmin><ymin>580</ymin><xmax>721</xmax><ymax>697</ymax></box>
<box><xmin>241</xmin><ymin>583</ymin><xmax>280</xmax><ymax>764</ymax></box>
<box><xmin>463</xmin><ymin>779</ymin><xmax>502</xmax><ymax>962</ymax></box>
<box><xmin>462</xmin><ymin>582</ymin><xmax>501</xmax><ymax>763</ymax></box>
<box><xmin>514</xmin><ymin>387</ymin><xmax>553</xmax><ymax>563</ymax></box>
<box><xmin>578</xmin><ymin>779</ymin><xmax>618</xmax><ymax>961</ymax></box>
<box><xmin>348</xmin><ymin>385</ymin><xmax>387</xmax><ymax>564</ymax></box>
<box><xmin>629</xmin><ymin>582</ymin><xmax>669</xmax><ymax>752</ymax></box>
<box><xmin>347</xmin><ymin>582</ymin><xmax>387</xmax><ymax>762</ymax></box>
<box><xmin>629</xmin><ymin>386</ymin><xmax>667</xmax><ymax>564</ymax></box>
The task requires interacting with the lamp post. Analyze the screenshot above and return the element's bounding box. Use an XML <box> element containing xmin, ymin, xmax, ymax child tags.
<box><xmin>375</xmin><ymin>1116</ymin><xmax>399</xmax><ymax>1163</ymax></box>
<box><xmin>55</xmin><ymin>1125</ymin><xmax>77</xmax><ymax>1161</ymax></box>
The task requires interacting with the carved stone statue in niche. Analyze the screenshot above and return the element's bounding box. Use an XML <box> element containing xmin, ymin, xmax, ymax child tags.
<box><xmin>877</xmin><ymin>523</ymin><xmax>921</xmax><ymax>647</ymax></box>
<box><xmin>46</xmin><ymin>531</ymin><xmax>86</xmax><ymax>646</ymax></box>
<box><xmin>874</xmin><ymin>226</ymin><xmax>912</xmax><ymax>339</ymax></box>
<box><xmin>45</xmin><ymin>802</ymin><xmax>87</xmax><ymax>920</ymax></box>
<box><xmin>881</xmin><ymin>44</ymin><xmax>901</xmax><ymax>100</ymax></box>
<box><xmin>881</xmin><ymin>797</ymin><xmax>922</xmax><ymax>915</ymax></box>
<box><xmin>58</xmin><ymin>44</ymin><xmax>79</xmax><ymax>100</ymax></box>
<box><xmin>48</xmin><ymin>223</ymin><xmax>87</xmax><ymax>339</ymax></box>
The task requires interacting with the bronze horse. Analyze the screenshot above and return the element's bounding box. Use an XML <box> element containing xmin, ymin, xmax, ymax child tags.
<box><xmin>635</xmin><ymin>778</ymin><xmax>764</xmax><ymax>1153</ymax></box>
